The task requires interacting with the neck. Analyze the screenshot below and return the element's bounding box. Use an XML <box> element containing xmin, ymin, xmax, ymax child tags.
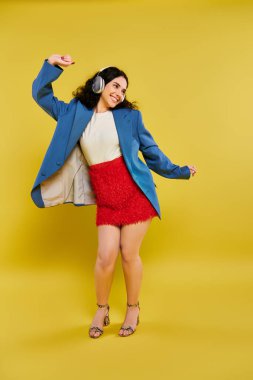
<box><xmin>95</xmin><ymin>98</ymin><xmax>110</xmax><ymax>113</ymax></box>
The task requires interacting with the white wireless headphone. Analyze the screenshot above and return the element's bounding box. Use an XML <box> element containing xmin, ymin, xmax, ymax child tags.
<box><xmin>92</xmin><ymin>66</ymin><xmax>125</xmax><ymax>102</ymax></box>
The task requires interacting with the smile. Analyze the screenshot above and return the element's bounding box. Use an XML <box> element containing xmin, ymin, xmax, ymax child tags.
<box><xmin>110</xmin><ymin>95</ymin><xmax>118</xmax><ymax>103</ymax></box>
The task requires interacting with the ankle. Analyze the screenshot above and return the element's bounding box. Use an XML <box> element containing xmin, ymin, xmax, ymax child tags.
<box><xmin>97</xmin><ymin>302</ymin><xmax>109</xmax><ymax>308</ymax></box>
<box><xmin>127</xmin><ymin>301</ymin><xmax>140</xmax><ymax>308</ymax></box>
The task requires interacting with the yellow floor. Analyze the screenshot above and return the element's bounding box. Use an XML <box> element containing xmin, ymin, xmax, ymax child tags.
<box><xmin>1</xmin><ymin>253</ymin><xmax>252</xmax><ymax>380</ymax></box>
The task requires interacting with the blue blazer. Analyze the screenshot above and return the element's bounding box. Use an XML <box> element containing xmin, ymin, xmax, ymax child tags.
<box><xmin>31</xmin><ymin>59</ymin><xmax>191</xmax><ymax>219</ymax></box>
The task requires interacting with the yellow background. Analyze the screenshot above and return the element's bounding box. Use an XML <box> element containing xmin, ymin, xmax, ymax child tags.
<box><xmin>0</xmin><ymin>0</ymin><xmax>252</xmax><ymax>379</ymax></box>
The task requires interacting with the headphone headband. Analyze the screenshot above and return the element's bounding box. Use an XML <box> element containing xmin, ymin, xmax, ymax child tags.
<box><xmin>97</xmin><ymin>66</ymin><xmax>112</xmax><ymax>75</ymax></box>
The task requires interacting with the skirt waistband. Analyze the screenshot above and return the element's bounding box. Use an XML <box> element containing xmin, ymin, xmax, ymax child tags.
<box><xmin>88</xmin><ymin>155</ymin><xmax>123</xmax><ymax>170</ymax></box>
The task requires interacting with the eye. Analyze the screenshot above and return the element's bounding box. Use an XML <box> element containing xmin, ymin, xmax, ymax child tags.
<box><xmin>113</xmin><ymin>83</ymin><xmax>126</xmax><ymax>95</ymax></box>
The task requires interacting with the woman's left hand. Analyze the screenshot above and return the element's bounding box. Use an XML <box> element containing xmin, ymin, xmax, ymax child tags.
<box><xmin>188</xmin><ymin>165</ymin><xmax>197</xmax><ymax>177</ymax></box>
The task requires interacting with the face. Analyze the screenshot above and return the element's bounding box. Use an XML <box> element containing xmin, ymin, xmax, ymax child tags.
<box><xmin>100</xmin><ymin>76</ymin><xmax>127</xmax><ymax>108</ymax></box>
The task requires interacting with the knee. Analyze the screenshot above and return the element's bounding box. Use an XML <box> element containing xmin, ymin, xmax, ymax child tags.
<box><xmin>96</xmin><ymin>248</ymin><xmax>118</xmax><ymax>270</ymax></box>
<box><xmin>120</xmin><ymin>245</ymin><xmax>140</xmax><ymax>264</ymax></box>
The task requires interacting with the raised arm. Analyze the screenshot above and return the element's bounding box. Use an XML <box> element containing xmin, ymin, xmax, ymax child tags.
<box><xmin>32</xmin><ymin>54</ymin><xmax>75</xmax><ymax>121</ymax></box>
<box><xmin>137</xmin><ymin>111</ymin><xmax>191</xmax><ymax>180</ymax></box>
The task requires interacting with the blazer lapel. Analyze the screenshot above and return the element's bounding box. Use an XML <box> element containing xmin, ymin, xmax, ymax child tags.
<box><xmin>65</xmin><ymin>101</ymin><xmax>133</xmax><ymax>169</ymax></box>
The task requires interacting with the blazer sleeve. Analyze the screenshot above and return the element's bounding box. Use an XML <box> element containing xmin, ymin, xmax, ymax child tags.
<box><xmin>137</xmin><ymin>111</ymin><xmax>191</xmax><ymax>180</ymax></box>
<box><xmin>32</xmin><ymin>59</ymin><xmax>69</xmax><ymax>121</ymax></box>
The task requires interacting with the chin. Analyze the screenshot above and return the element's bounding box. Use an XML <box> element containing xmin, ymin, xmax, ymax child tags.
<box><xmin>107</xmin><ymin>99</ymin><xmax>118</xmax><ymax>108</ymax></box>
<box><xmin>109</xmin><ymin>103</ymin><xmax>117</xmax><ymax>108</ymax></box>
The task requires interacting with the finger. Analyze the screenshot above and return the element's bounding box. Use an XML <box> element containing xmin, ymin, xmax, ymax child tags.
<box><xmin>60</xmin><ymin>56</ymin><xmax>72</xmax><ymax>61</ymax></box>
<box><xmin>59</xmin><ymin>58</ymin><xmax>74</xmax><ymax>65</ymax></box>
<box><xmin>61</xmin><ymin>58</ymin><xmax>72</xmax><ymax>62</ymax></box>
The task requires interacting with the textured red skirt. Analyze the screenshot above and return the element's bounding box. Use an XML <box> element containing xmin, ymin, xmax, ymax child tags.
<box><xmin>88</xmin><ymin>155</ymin><xmax>159</xmax><ymax>226</ymax></box>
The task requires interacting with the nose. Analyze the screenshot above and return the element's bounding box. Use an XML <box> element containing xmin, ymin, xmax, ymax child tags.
<box><xmin>118</xmin><ymin>92</ymin><xmax>125</xmax><ymax>101</ymax></box>
<box><xmin>114</xmin><ymin>88</ymin><xmax>123</xmax><ymax>100</ymax></box>
<box><xmin>116</xmin><ymin>91</ymin><xmax>121</xmax><ymax>100</ymax></box>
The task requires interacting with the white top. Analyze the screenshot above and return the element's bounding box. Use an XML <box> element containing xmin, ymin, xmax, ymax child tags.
<box><xmin>79</xmin><ymin>110</ymin><xmax>122</xmax><ymax>166</ymax></box>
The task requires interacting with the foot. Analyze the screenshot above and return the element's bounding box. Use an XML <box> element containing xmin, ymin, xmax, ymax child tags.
<box><xmin>89</xmin><ymin>304</ymin><xmax>109</xmax><ymax>338</ymax></box>
<box><xmin>118</xmin><ymin>303</ymin><xmax>140</xmax><ymax>337</ymax></box>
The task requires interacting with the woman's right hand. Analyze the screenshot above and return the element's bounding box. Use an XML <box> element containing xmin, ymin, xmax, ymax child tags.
<box><xmin>47</xmin><ymin>54</ymin><xmax>75</xmax><ymax>67</ymax></box>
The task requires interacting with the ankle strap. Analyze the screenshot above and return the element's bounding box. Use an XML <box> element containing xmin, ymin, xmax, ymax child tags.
<box><xmin>97</xmin><ymin>303</ymin><xmax>109</xmax><ymax>308</ymax></box>
<box><xmin>127</xmin><ymin>301</ymin><xmax>139</xmax><ymax>308</ymax></box>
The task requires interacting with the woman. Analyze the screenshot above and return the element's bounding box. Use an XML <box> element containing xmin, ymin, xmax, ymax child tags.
<box><xmin>31</xmin><ymin>54</ymin><xmax>197</xmax><ymax>339</ymax></box>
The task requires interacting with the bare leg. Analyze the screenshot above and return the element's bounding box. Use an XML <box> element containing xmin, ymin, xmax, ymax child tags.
<box><xmin>90</xmin><ymin>224</ymin><xmax>120</xmax><ymax>338</ymax></box>
<box><xmin>119</xmin><ymin>218</ymin><xmax>152</xmax><ymax>336</ymax></box>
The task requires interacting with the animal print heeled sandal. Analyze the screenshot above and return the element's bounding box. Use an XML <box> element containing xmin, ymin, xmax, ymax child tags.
<box><xmin>89</xmin><ymin>303</ymin><xmax>110</xmax><ymax>339</ymax></box>
<box><xmin>118</xmin><ymin>301</ymin><xmax>140</xmax><ymax>337</ymax></box>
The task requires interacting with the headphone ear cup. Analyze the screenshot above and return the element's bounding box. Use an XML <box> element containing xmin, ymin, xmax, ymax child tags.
<box><xmin>92</xmin><ymin>75</ymin><xmax>105</xmax><ymax>93</ymax></box>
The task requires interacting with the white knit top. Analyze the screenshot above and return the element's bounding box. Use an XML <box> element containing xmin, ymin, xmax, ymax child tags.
<box><xmin>79</xmin><ymin>110</ymin><xmax>122</xmax><ymax>166</ymax></box>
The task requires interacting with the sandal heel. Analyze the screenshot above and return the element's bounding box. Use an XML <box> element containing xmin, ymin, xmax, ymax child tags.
<box><xmin>104</xmin><ymin>314</ymin><xmax>110</xmax><ymax>326</ymax></box>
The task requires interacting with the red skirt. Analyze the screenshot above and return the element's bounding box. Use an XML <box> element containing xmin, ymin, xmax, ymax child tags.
<box><xmin>88</xmin><ymin>155</ymin><xmax>159</xmax><ymax>226</ymax></box>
